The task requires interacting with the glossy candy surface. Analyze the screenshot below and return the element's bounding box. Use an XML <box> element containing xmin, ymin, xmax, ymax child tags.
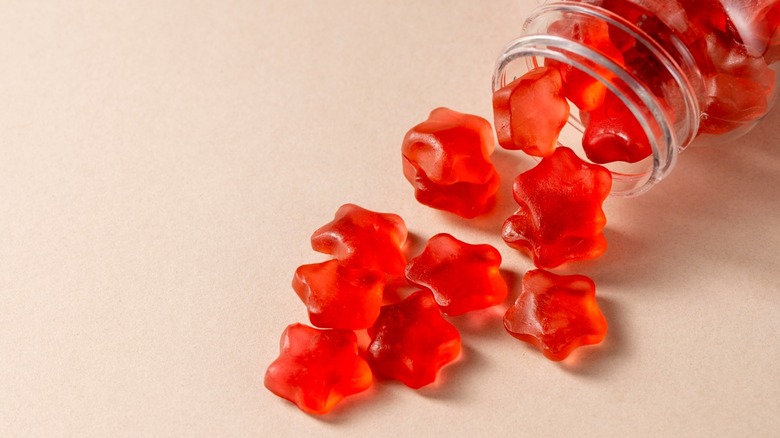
<box><xmin>405</xmin><ymin>233</ymin><xmax>508</xmax><ymax>316</ymax></box>
<box><xmin>581</xmin><ymin>91</ymin><xmax>652</xmax><ymax>163</ymax></box>
<box><xmin>367</xmin><ymin>290</ymin><xmax>461</xmax><ymax>388</ymax></box>
<box><xmin>401</xmin><ymin>107</ymin><xmax>500</xmax><ymax>218</ymax></box>
<box><xmin>598</xmin><ymin>0</ymin><xmax>777</xmax><ymax>136</ymax></box>
<box><xmin>292</xmin><ymin>259</ymin><xmax>384</xmax><ymax>329</ymax></box>
<box><xmin>502</xmin><ymin>147</ymin><xmax>611</xmax><ymax>268</ymax></box>
<box><xmin>264</xmin><ymin>323</ymin><xmax>373</xmax><ymax>414</ymax></box>
<box><xmin>547</xmin><ymin>17</ymin><xmax>624</xmax><ymax>112</ymax></box>
<box><xmin>311</xmin><ymin>204</ymin><xmax>407</xmax><ymax>278</ymax></box>
<box><xmin>503</xmin><ymin>269</ymin><xmax>607</xmax><ymax>361</ymax></box>
<box><xmin>493</xmin><ymin>66</ymin><xmax>569</xmax><ymax>157</ymax></box>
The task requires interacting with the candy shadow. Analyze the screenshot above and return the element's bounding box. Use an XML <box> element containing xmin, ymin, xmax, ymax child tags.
<box><xmin>568</xmin><ymin>228</ymin><xmax>645</xmax><ymax>288</ymax></box>
<box><xmin>449</xmin><ymin>307</ymin><xmax>507</xmax><ymax>341</ymax></box>
<box><xmin>313</xmin><ymin>379</ymin><xmax>397</xmax><ymax>424</ymax></box>
<box><xmin>500</xmin><ymin>267</ymin><xmax>522</xmax><ymax>301</ymax></box>
<box><xmin>413</xmin><ymin>343</ymin><xmax>484</xmax><ymax>401</ymax></box>
<box><xmin>582</xmin><ymin>109</ymin><xmax>780</xmax><ymax>293</ymax></box>
<box><xmin>402</xmin><ymin>231</ymin><xmax>426</xmax><ymax>261</ymax></box>
<box><xmin>557</xmin><ymin>297</ymin><xmax>628</xmax><ymax>377</ymax></box>
<box><xmin>440</xmin><ymin>268</ymin><xmax>518</xmax><ymax>340</ymax></box>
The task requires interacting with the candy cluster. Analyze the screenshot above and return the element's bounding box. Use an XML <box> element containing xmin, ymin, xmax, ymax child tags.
<box><xmin>265</xmin><ymin>0</ymin><xmax>779</xmax><ymax>416</ymax></box>
<box><xmin>265</xmin><ymin>204</ymin><xmax>510</xmax><ymax>414</ymax></box>
<box><xmin>401</xmin><ymin>101</ymin><xmax>610</xmax><ymax>365</ymax></box>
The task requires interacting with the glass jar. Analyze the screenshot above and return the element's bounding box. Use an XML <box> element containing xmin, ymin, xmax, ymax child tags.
<box><xmin>493</xmin><ymin>0</ymin><xmax>780</xmax><ymax>195</ymax></box>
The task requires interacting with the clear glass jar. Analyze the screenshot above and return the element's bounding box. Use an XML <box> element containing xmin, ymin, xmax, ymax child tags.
<box><xmin>493</xmin><ymin>0</ymin><xmax>780</xmax><ymax>195</ymax></box>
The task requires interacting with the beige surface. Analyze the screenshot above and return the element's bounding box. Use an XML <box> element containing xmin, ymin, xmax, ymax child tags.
<box><xmin>2</xmin><ymin>1</ymin><xmax>779</xmax><ymax>436</ymax></box>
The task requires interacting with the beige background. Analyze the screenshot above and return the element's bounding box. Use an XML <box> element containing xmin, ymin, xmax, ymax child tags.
<box><xmin>2</xmin><ymin>1</ymin><xmax>779</xmax><ymax>436</ymax></box>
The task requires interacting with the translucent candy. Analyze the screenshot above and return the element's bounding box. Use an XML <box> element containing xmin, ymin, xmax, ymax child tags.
<box><xmin>493</xmin><ymin>66</ymin><xmax>569</xmax><ymax>157</ymax></box>
<box><xmin>311</xmin><ymin>204</ymin><xmax>407</xmax><ymax>279</ymax></box>
<box><xmin>547</xmin><ymin>17</ymin><xmax>624</xmax><ymax>111</ymax></box>
<box><xmin>292</xmin><ymin>259</ymin><xmax>385</xmax><ymax>330</ymax></box>
<box><xmin>405</xmin><ymin>233</ymin><xmax>508</xmax><ymax>316</ymax></box>
<box><xmin>367</xmin><ymin>290</ymin><xmax>461</xmax><ymax>388</ymax></box>
<box><xmin>503</xmin><ymin>269</ymin><xmax>608</xmax><ymax>361</ymax></box>
<box><xmin>402</xmin><ymin>107</ymin><xmax>500</xmax><ymax>218</ymax></box>
<box><xmin>582</xmin><ymin>91</ymin><xmax>652</xmax><ymax>164</ymax></box>
<box><xmin>501</xmin><ymin>147</ymin><xmax>611</xmax><ymax>268</ymax></box>
<box><xmin>264</xmin><ymin>323</ymin><xmax>373</xmax><ymax>414</ymax></box>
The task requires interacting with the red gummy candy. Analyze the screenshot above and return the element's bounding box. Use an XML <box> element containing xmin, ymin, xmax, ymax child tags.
<box><xmin>493</xmin><ymin>66</ymin><xmax>569</xmax><ymax>157</ymax></box>
<box><xmin>292</xmin><ymin>259</ymin><xmax>384</xmax><ymax>329</ymax></box>
<box><xmin>311</xmin><ymin>204</ymin><xmax>407</xmax><ymax>278</ymax></box>
<box><xmin>700</xmin><ymin>72</ymin><xmax>772</xmax><ymax>135</ymax></box>
<box><xmin>546</xmin><ymin>18</ymin><xmax>624</xmax><ymax>111</ymax></box>
<box><xmin>548</xmin><ymin>15</ymin><xmax>623</xmax><ymax>57</ymax></box>
<box><xmin>367</xmin><ymin>290</ymin><xmax>461</xmax><ymax>388</ymax></box>
<box><xmin>679</xmin><ymin>0</ymin><xmax>732</xmax><ymax>36</ymax></box>
<box><xmin>503</xmin><ymin>269</ymin><xmax>607</xmax><ymax>361</ymax></box>
<box><xmin>264</xmin><ymin>323</ymin><xmax>373</xmax><ymax>414</ymax></box>
<box><xmin>581</xmin><ymin>91</ymin><xmax>652</xmax><ymax>163</ymax></box>
<box><xmin>753</xmin><ymin>0</ymin><xmax>780</xmax><ymax>61</ymax></box>
<box><xmin>502</xmin><ymin>147</ymin><xmax>611</xmax><ymax>269</ymax></box>
<box><xmin>401</xmin><ymin>107</ymin><xmax>500</xmax><ymax>218</ymax></box>
<box><xmin>405</xmin><ymin>233</ymin><xmax>508</xmax><ymax>316</ymax></box>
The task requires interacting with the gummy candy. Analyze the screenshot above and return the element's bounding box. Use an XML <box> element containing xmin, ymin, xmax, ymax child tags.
<box><xmin>366</xmin><ymin>290</ymin><xmax>461</xmax><ymax>388</ymax></box>
<box><xmin>405</xmin><ymin>233</ymin><xmax>508</xmax><ymax>316</ymax></box>
<box><xmin>700</xmin><ymin>72</ymin><xmax>772</xmax><ymax>135</ymax></box>
<box><xmin>264</xmin><ymin>323</ymin><xmax>373</xmax><ymax>414</ymax></box>
<box><xmin>493</xmin><ymin>66</ymin><xmax>569</xmax><ymax>157</ymax></box>
<box><xmin>292</xmin><ymin>259</ymin><xmax>385</xmax><ymax>330</ymax></box>
<box><xmin>547</xmin><ymin>17</ymin><xmax>624</xmax><ymax>111</ymax></box>
<box><xmin>548</xmin><ymin>14</ymin><xmax>623</xmax><ymax>55</ymax></box>
<box><xmin>753</xmin><ymin>0</ymin><xmax>780</xmax><ymax>61</ymax></box>
<box><xmin>503</xmin><ymin>210</ymin><xmax>607</xmax><ymax>269</ymax></box>
<box><xmin>503</xmin><ymin>269</ymin><xmax>607</xmax><ymax>361</ymax></box>
<box><xmin>550</xmin><ymin>60</ymin><xmax>610</xmax><ymax>112</ymax></box>
<box><xmin>311</xmin><ymin>204</ymin><xmax>407</xmax><ymax>278</ymax></box>
<box><xmin>401</xmin><ymin>107</ymin><xmax>500</xmax><ymax>218</ymax></box>
<box><xmin>502</xmin><ymin>147</ymin><xmax>611</xmax><ymax>268</ymax></box>
<box><xmin>598</xmin><ymin>0</ymin><xmax>777</xmax><ymax>136</ymax></box>
<box><xmin>581</xmin><ymin>91</ymin><xmax>652</xmax><ymax>163</ymax></box>
<box><xmin>692</xmin><ymin>31</ymin><xmax>775</xmax><ymax>134</ymax></box>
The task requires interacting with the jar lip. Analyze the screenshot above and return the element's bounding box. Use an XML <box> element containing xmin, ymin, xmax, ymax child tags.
<box><xmin>493</xmin><ymin>35</ymin><xmax>671</xmax><ymax>196</ymax></box>
<box><xmin>493</xmin><ymin>2</ymin><xmax>705</xmax><ymax>196</ymax></box>
<box><xmin>526</xmin><ymin>2</ymin><xmax>702</xmax><ymax>145</ymax></box>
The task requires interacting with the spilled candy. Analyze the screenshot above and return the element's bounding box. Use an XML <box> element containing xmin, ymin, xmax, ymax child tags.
<box><xmin>401</xmin><ymin>107</ymin><xmax>501</xmax><ymax>218</ymax></box>
<box><xmin>367</xmin><ymin>290</ymin><xmax>461</xmax><ymax>388</ymax></box>
<box><xmin>502</xmin><ymin>147</ymin><xmax>612</xmax><ymax>268</ymax></box>
<box><xmin>311</xmin><ymin>203</ymin><xmax>408</xmax><ymax>279</ymax></box>
<box><xmin>503</xmin><ymin>269</ymin><xmax>608</xmax><ymax>361</ymax></box>
<box><xmin>264</xmin><ymin>323</ymin><xmax>373</xmax><ymax>414</ymax></box>
<box><xmin>405</xmin><ymin>233</ymin><xmax>508</xmax><ymax>316</ymax></box>
<box><xmin>493</xmin><ymin>66</ymin><xmax>569</xmax><ymax>157</ymax></box>
<box><xmin>292</xmin><ymin>259</ymin><xmax>385</xmax><ymax>330</ymax></box>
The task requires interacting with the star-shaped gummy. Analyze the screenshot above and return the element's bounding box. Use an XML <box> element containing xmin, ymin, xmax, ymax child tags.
<box><xmin>264</xmin><ymin>323</ymin><xmax>373</xmax><ymax>415</ymax></box>
<box><xmin>581</xmin><ymin>91</ymin><xmax>652</xmax><ymax>164</ymax></box>
<box><xmin>310</xmin><ymin>204</ymin><xmax>408</xmax><ymax>279</ymax></box>
<box><xmin>501</xmin><ymin>147</ymin><xmax>612</xmax><ymax>268</ymax></box>
<box><xmin>292</xmin><ymin>259</ymin><xmax>385</xmax><ymax>330</ymax></box>
<box><xmin>405</xmin><ymin>233</ymin><xmax>508</xmax><ymax>316</ymax></box>
<box><xmin>367</xmin><ymin>290</ymin><xmax>461</xmax><ymax>388</ymax></box>
<box><xmin>503</xmin><ymin>269</ymin><xmax>608</xmax><ymax>361</ymax></box>
<box><xmin>402</xmin><ymin>107</ymin><xmax>501</xmax><ymax>218</ymax></box>
<box><xmin>492</xmin><ymin>66</ymin><xmax>569</xmax><ymax>157</ymax></box>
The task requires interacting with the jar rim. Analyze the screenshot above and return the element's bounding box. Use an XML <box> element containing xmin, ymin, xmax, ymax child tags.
<box><xmin>493</xmin><ymin>2</ymin><xmax>703</xmax><ymax>196</ymax></box>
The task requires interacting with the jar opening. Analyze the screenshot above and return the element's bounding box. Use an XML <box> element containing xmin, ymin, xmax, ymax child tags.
<box><xmin>493</xmin><ymin>3</ymin><xmax>701</xmax><ymax>196</ymax></box>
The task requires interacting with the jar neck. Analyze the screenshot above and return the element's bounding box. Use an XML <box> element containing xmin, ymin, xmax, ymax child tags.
<box><xmin>493</xmin><ymin>2</ymin><xmax>703</xmax><ymax>196</ymax></box>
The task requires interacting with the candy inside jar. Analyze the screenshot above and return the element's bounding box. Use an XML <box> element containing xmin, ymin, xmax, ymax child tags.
<box><xmin>494</xmin><ymin>0</ymin><xmax>780</xmax><ymax>196</ymax></box>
